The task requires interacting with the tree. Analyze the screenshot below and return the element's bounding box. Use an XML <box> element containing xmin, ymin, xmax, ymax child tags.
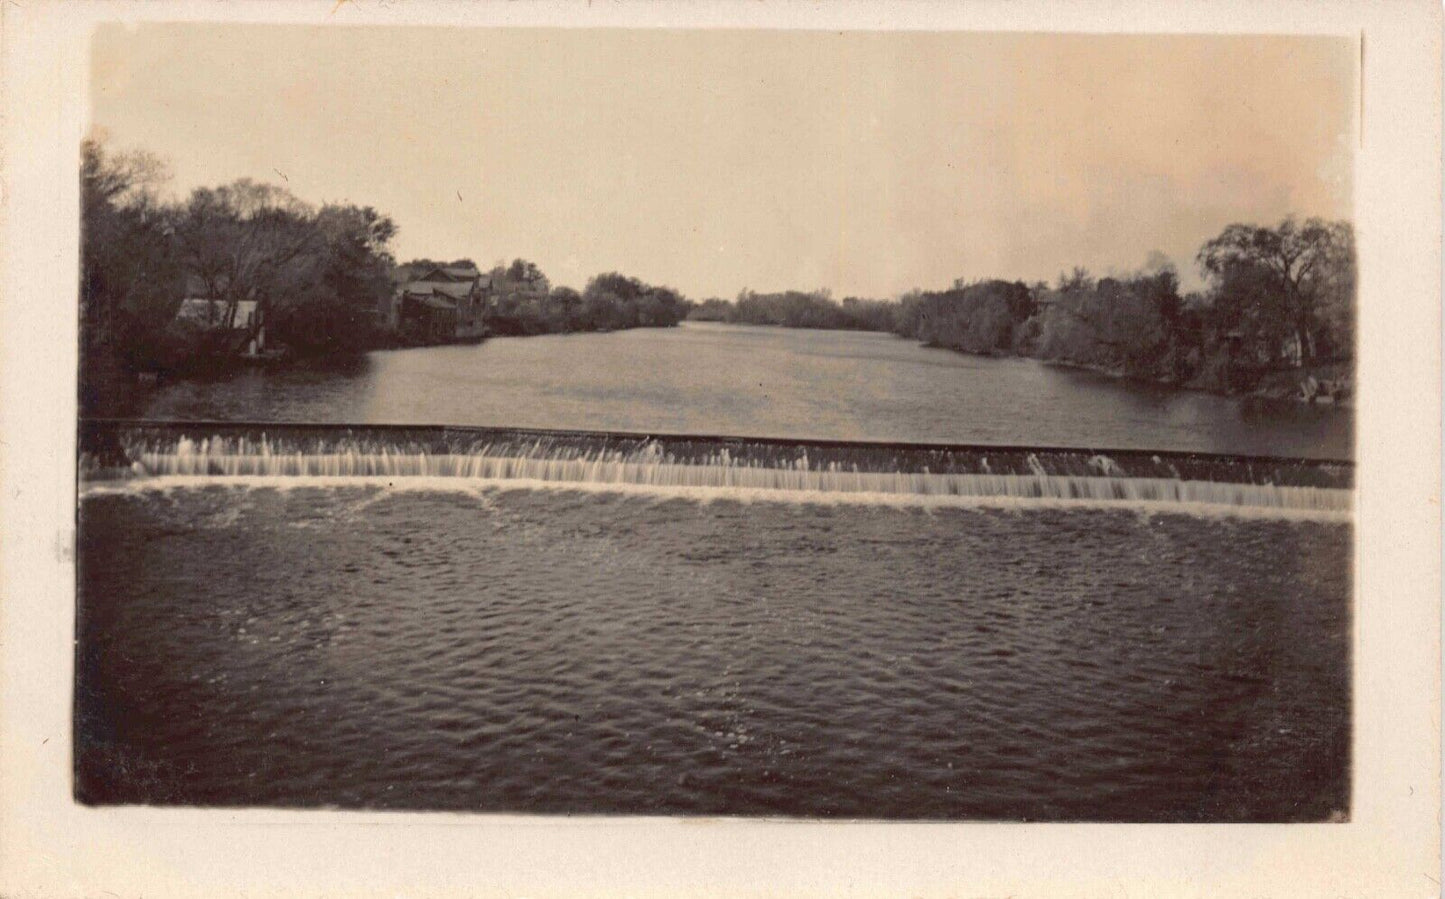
<box><xmin>171</xmin><ymin>179</ymin><xmax>323</xmax><ymax>349</ymax></box>
<box><xmin>688</xmin><ymin>298</ymin><xmax>734</xmax><ymax>322</ymax></box>
<box><xmin>892</xmin><ymin>290</ymin><xmax>925</xmax><ymax>339</ymax></box>
<box><xmin>81</xmin><ymin>139</ymin><xmax>181</xmax><ymax>343</ymax></box>
<box><xmin>398</xmin><ymin>258</ymin><xmax>478</xmax><ymax>277</ymax></box>
<box><xmin>80</xmin><ymin>138</ymin><xmax>185</xmax><ymax>412</ymax></box>
<box><xmin>505</xmin><ymin>258</ymin><xmax>550</xmax><ymax>293</ymax></box>
<box><xmin>1030</xmin><ymin>268</ymin><xmax>1189</xmax><ymax>380</ymax></box>
<box><xmin>1310</xmin><ymin>225</ymin><xmax>1357</xmax><ymax>359</ymax></box>
<box><xmin>170</xmin><ymin>180</ymin><xmax>404</xmax><ymax>357</ymax></box>
<box><xmin>548</xmin><ymin>286</ymin><xmax>584</xmax><ymax>331</ymax></box>
<box><xmin>1057</xmin><ymin>266</ymin><xmax>1095</xmax><ymax>294</ymax></box>
<box><xmin>900</xmin><ymin>280</ymin><xmax>1034</xmax><ymax>354</ymax></box>
<box><xmin>1196</xmin><ymin>217</ymin><xmax>1355</xmax><ymax>366</ymax></box>
<box><xmin>580</xmin><ymin>273</ymin><xmax>686</xmax><ymax>332</ymax></box>
<box><xmin>268</xmin><ymin>204</ymin><xmax>398</xmax><ymax>354</ymax></box>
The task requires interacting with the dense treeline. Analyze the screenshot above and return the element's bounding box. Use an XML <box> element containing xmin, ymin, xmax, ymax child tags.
<box><xmin>895</xmin><ymin>280</ymin><xmax>1037</xmax><ymax>355</ymax></box>
<box><xmin>688</xmin><ymin>219</ymin><xmax>1355</xmax><ymax>397</ymax></box>
<box><xmin>81</xmin><ymin>140</ymin><xmax>688</xmax><ymax>414</ymax></box>
<box><xmin>892</xmin><ymin>220</ymin><xmax>1354</xmax><ymax>394</ymax></box>
<box><xmin>690</xmin><ymin>289</ymin><xmax>897</xmax><ymax>331</ymax></box>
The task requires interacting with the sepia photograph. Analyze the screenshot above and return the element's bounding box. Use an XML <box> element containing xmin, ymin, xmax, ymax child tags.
<box><xmin>3</xmin><ymin>2</ymin><xmax>1442</xmax><ymax>895</ymax></box>
<box><xmin>69</xmin><ymin>23</ymin><xmax>1364</xmax><ymax>823</ymax></box>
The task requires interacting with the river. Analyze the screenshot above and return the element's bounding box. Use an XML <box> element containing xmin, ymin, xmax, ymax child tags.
<box><xmin>136</xmin><ymin>322</ymin><xmax>1353</xmax><ymax>459</ymax></box>
<box><xmin>78</xmin><ymin>484</ymin><xmax>1350</xmax><ymax>820</ymax></box>
<box><xmin>77</xmin><ymin>322</ymin><xmax>1353</xmax><ymax>819</ymax></box>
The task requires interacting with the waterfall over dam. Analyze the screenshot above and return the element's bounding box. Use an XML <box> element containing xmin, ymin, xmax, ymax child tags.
<box><xmin>79</xmin><ymin>420</ymin><xmax>1353</xmax><ymax>515</ymax></box>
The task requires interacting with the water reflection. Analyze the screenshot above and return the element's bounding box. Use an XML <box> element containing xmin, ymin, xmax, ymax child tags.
<box><xmin>139</xmin><ymin>354</ymin><xmax>378</xmax><ymax>422</ymax></box>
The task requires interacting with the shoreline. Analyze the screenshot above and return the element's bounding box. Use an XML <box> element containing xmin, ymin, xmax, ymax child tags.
<box><xmin>689</xmin><ymin>320</ymin><xmax>1355</xmax><ymax>408</ymax></box>
<box><xmin>1027</xmin><ymin>354</ymin><xmax>1355</xmax><ymax>410</ymax></box>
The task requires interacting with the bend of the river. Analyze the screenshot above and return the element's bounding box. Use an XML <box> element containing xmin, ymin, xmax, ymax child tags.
<box><xmin>136</xmin><ymin>322</ymin><xmax>1353</xmax><ymax>459</ymax></box>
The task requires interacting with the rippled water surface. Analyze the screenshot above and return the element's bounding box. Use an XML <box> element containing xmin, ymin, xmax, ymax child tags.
<box><xmin>137</xmin><ymin>323</ymin><xmax>1352</xmax><ymax>459</ymax></box>
<box><xmin>77</xmin><ymin>485</ymin><xmax>1351</xmax><ymax>820</ymax></box>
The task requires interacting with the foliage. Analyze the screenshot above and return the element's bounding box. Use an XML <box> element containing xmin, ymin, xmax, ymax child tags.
<box><xmin>1196</xmin><ymin>217</ymin><xmax>1355</xmax><ymax>365</ymax></box>
<box><xmin>483</xmin><ymin>265</ymin><xmax>687</xmax><ymax>336</ymax></box>
<box><xmin>690</xmin><ymin>290</ymin><xmax>898</xmax><ymax>331</ymax></box>
<box><xmin>268</xmin><ymin>205</ymin><xmax>398</xmax><ymax>354</ymax></box>
<box><xmin>399</xmin><ymin>258</ymin><xmax>478</xmax><ymax>274</ymax></box>
<box><xmin>890</xmin><ymin>280</ymin><xmax>1036</xmax><ymax>355</ymax></box>
<box><xmin>688</xmin><ymin>298</ymin><xmax>734</xmax><ymax>322</ymax></box>
<box><xmin>79</xmin><ymin>139</ymin><xmax>186</xmax><ymax>413</ymax></box>
<box><xmin>81</xmin><ymin>137</ymin><xmax>402</xmax><ymax>405</ymax></box>
<box><xmin>839</xmin><ymin>297</ymin><xmax>899</xmax><ymax>332</ymax></box>
<box><xmin>170</xmin><ymin>180</ymin><xmax>397</xmax><ymax>357</ymax></box>
<box><xmin>580</xmin><ymin>272</ymin><xmax>687</xmax><ymax>331</ymax></box>
<box><xmin>170</xmin><ymin>180</ymin><xmax>320</xmax><ymax>334</ymax></box>
<box><xmin>1031</xmin><ymin>271</ymin><xmax>1180</xmax><ymax>379</ymax></box>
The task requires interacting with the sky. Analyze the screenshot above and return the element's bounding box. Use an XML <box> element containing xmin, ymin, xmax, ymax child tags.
<box><xmin>90</xmin><ymin>26</ymin><xmax>1355</xmax><ymax>298</ymax></box>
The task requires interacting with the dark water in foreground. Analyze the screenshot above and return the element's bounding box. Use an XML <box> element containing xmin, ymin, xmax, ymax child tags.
<box><xmin>136</xmin><ymin>323</ymin><xmax>1353</xmax><ymax>459</ymax></box>
<box><xmin>77</xmin><ymin>485</ymin><xmax>1350</xmax><ymax>820</ymax></box>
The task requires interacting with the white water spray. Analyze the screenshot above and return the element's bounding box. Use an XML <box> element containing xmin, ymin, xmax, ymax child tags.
<box><xmin>102</xmin><ymin>435</ymin><xmax>1353</xmax><ymax>515</ymax></box>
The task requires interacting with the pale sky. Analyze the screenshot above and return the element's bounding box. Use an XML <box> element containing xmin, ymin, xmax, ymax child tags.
<box><xmin>90</xmin><ymin>26</ymin><xmax>1355</xmax><ymax>298</ymax></box>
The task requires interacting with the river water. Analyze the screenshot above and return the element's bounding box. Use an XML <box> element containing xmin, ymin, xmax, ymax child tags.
<box><xmin>77</xmin><ymin>323</ymin><xmax>1353</xmax><ymax>819</ymax></box>
<box><xmin>137</xmin><ymin>322</ymin><xmax>1352</xmax><ymax>459</ymax></box>
<box><xmin>77</xmin><ymin>484</ymin><xmax>1350</xmax><ymax>820</ymax></box>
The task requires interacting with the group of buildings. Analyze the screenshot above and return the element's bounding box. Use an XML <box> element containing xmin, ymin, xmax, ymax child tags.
<box><xmin>379</xmin><ymin>263</ymin><xmax>491</xmax><ymax>345</ymax></box>
<box><xmin>173</xmin><ymin>262</ymin><xmax>539</xmax><ymax>357</ymax></box>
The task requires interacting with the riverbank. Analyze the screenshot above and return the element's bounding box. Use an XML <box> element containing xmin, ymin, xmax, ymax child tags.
<box><xmin>1024</xmin><ymin>352</ymin><xmax>1354</xmax><ymax>408</ymax></box>
<box><xmin>699</xmin><ymin>319</ymin><xmax>1354</xmax><ymax>408</ymax></box>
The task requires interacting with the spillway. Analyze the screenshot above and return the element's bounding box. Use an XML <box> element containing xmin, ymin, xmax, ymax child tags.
<box><xmin>78</xmin><ymin>420</ymin><xmax>1353</xmax><ymax>515</ymax></box>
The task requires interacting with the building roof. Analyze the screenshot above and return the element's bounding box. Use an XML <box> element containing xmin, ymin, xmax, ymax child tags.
<box><xmin>183</xmin><ymin>274</ymin><xmax>227</xmax><ymax>296</ymax></box>
<box><xmin>400</xmin><ymin>280</ymin><xmax>473</xmax><ymax>300</ymax></box>
<box><xmin>175</xmin><ymin>297</ymin><xmax>258</xmax><ymax>327</ymax></box>
<box><xmin>404</xmin><ymin>292</ymin><xmax>458</xmax><ymax>311</ymax></box>
<box><xmin>429</xmin><ymin>282</ymin><xmax>473</xmax><ymax>300</ymax></box>
<box><xmin>410</xmin><ymin>266</ymin><xmax>476</xmax><ymax>283</ymax></box>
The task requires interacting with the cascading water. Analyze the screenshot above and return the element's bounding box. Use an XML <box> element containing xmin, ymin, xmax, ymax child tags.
<box><xmin>78</xmin><ymin>422</ymin><xmax>1354</xmax><ymax>515</ymax></box>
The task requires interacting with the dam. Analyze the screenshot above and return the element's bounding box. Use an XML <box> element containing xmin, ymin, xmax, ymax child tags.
<box><xmin>80</xmin><ymin>420</ymin><xmax>1352</xmax><ymax>516</ymax></box>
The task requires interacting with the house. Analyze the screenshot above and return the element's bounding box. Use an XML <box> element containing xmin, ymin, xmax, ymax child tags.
<box><xmin>384</xmin><ymin>263</ymin><xmax>491</xmax><ymax>344</ymax></box>
<box><xmin>398</xmin><ymin>291</ymin><xmax>459</xmax><ymax>344</ymax></box>
<box><xmin>174</xmin><ymin>296</ymin><xmax>266</xmax><ymax>357</ymax></box>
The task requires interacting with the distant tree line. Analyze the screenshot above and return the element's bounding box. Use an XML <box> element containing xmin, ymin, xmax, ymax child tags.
<box><xmin>690</xmin><ymin>289</ymin><xmax>897</xmax><ymax>331</ymax></box>
<box><xmin>480</xmin><ymin>264</ymin><xmax>687</xmax><ymax>337</ymax></box>
<box><xmin>687</xmin><ymin>218</ymin><xmax>1355</xmax><ymax>395</ymax></box>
